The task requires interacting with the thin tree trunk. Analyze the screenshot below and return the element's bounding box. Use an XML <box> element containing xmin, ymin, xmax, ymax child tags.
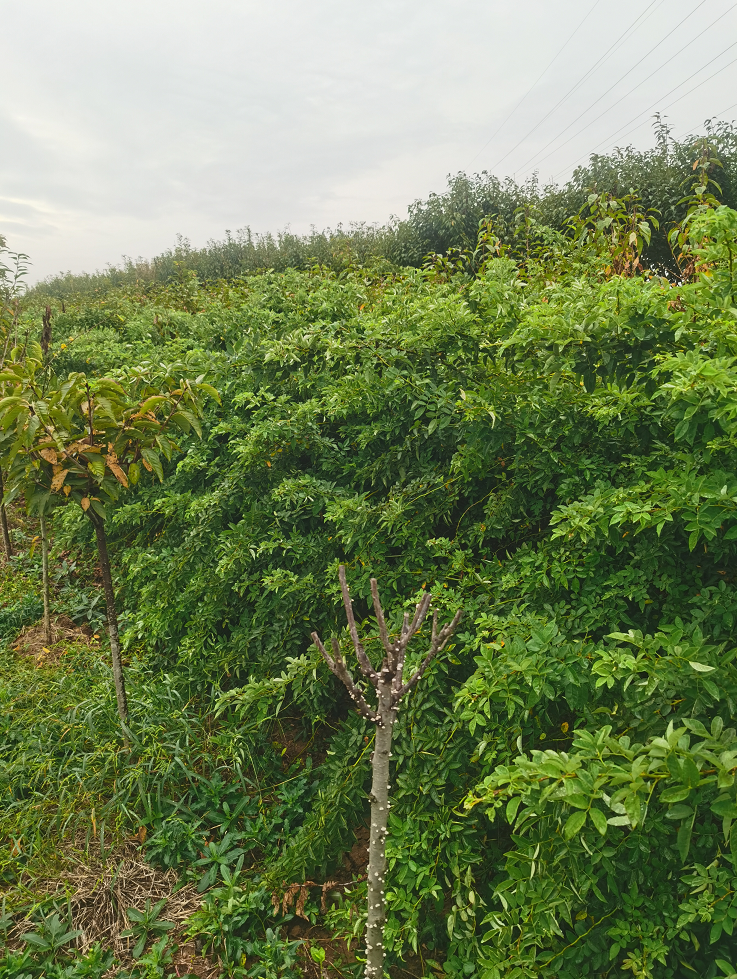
<box><xmin>366</xmin><ymin>677</ymin><xmax>395</xmax><ymax>979</ymax></box>
<box><xmin>39</xmin><ymin>512</ymin><xmax>51</xmax><ymax>645</ymax></box>
<box><xmin>89</xmin><ymin>512</ymin><xmax>129</xmax><ymax>726</ymax></box>
<box><xmin>0</xmin><ymin>467</ymin><xmax>12</xmax><ymax>560</ymax></box>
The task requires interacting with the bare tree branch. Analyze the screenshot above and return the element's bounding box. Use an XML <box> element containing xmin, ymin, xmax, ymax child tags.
<box><xmin>311</xmin><ymin>630</ymin><xmax>380</xmax><ymax>723</ymax></box>
<box><xmin>397</xmin><ymin>608</ymin><xmax>463</xmax><ymax>700</ymax></box>
<box><xmin>401</xmin><ymin>611</ymin><xmax>410</xmax><ymax>638</ymax></box>
<box><xmin>370</xmin><ymin>577</ymin><xmax>391</xmax><ymax>654</ymax></box>
<box><xmin>405</xmin><ymin>593</ymin><xmax>432</xmax><ymax>646</ymax></box>
<box><xmin>339</xmin><ymin>565</ymin><xmax>379</xmax><ymax>683</ymax></box>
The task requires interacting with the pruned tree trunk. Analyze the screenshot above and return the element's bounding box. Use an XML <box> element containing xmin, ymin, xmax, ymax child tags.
<box><xmin>41</xmin><ymin>305</ymin><xmax>52</xmax><ymax>356</ymax></box>
<box><xmin>312</xmin><ymin>566</ymin><xmax>462</xmax><ymax>979</ymax></box>
<box><xmin>0</xmin><ymin>467</ymin><xmax>12</xmax><ymax>560</ymax></box>
<box><xmin>89</xmin><ymin>511</ymin><xmax>129</xmax><ymax>726</ymax></box>
<box><xmin>39</xmin><ymin>511</ymin><xmax>51</xmax><ymax>645</ymax></box>
<box><xmin>366</xmin><ymin>676</ymin><xmax>394</xmax><ymax>971</ymax></box>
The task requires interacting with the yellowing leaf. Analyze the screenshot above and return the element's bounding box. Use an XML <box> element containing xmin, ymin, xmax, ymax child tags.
<box><xmin>81</xmin><ymin>497</ymin><xmax>91</xmax><ymax>511</ymax></box>
<box><xmin>105</xmin><ymin>456</ymin><xmax>129</xmax><ymax>487</ymax></box>
<box><xmin>63</xmin><ymin>485</ymin><xmax>71</xmax><ymax>497</ymax></box>
<box><xmin>50</xmin><ymin>468</ymin><xmax>69</xmax><ymax>492</ymax></box>
<box><xmin>40</xmin><ymin>448</ymin><xmax>58</xmax><ymax>464</ymax></box>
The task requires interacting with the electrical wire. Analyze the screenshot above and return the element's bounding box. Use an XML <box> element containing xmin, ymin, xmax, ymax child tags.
<box><xmin>488</xmin><ymin>0</ymin><xmax>664</xmax><ymax>172</ymax></box>
<box><xmin>550</xmin><ymin>49</ymin><xmax>737</xmax><ymax>181</ymax></box>
<box><xmin>711</xmin><ymin>100</ymin><xmax>737</xmax><ymax>118</ymax></box>
<box><xmin>677</xmin><ymin>100</ymin><xmax>737</xmax><ymax>138</ymax></box>
<box><xmin>468</xmin><ymin>0</ymin><xmax>603</xmax><ymax>166</ymax></box>
<box><xmin>513</xmin><ymin>0</ymin><xmax>720</xmax><ymax>177</ymax></box>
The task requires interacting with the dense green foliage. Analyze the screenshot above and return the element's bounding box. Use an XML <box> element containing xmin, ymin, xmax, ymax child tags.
<box><xmin>5</xmin><ymin>147</ymin><xmax>737</xmax><ymax>978</ymax></box>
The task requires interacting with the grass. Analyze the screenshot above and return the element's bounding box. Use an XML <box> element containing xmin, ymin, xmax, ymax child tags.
<box><xmin>0</xmin><ymin>569</ymin><xmax>358</xmax><ymax>977</ymax></box>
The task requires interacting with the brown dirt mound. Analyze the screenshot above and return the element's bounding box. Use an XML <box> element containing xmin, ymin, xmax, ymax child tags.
<box><xmin>5</xmin><ymin>837</ymin><xmax>216</xmax><ymax>975</ymax></box>
<box><xmin>13</xmin><ymin>614</ymin><xmax>95</xmax><ymax>664</ymax></box>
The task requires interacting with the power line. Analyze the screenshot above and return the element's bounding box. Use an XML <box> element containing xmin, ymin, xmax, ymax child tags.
<box><xmin>554</xmin><ymin>44</ymin><xmax>737</xmax><ymax>178</ymax></box>
<box><xmin>665</xmin><ymin>105</ymin><xmax>737</xmax><ymax>154</ymax></box>
<box><xmin>468</xmin><ymin>0</ymin><xmax>603</xmax><ymax>166</ymax></box>
<box><xmin>488</xmin><ymin>0</ymin><xmax>664</xmax><ymax>172</ymax></box>
<box><xmin>514</xmin><ymin>0</ymin><xmax>718</xmax><ymax>178</ymax></box>
<box><xmin>710</xmin><ymin>100</ymin><xmax>737</xmax><ymax>119</ymax></box>
<box><xmin>550</xmin><ymin>48</ymin><xmax>737</xmax><ymax>182</ymax></box>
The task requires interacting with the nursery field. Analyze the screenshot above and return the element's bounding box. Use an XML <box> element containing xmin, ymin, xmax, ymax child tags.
<box><xmin>3</xmin><ymin>136</ymin><xmax>737</xmax><ymax>979</ymax></box>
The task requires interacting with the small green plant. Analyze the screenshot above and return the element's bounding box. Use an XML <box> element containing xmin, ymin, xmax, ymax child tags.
<box><xmin>121</xmin><ymin>898</ymin><xmax>175</xmax><ymax>959</ymax></box>
<box><xmin>309</xmin><ymin>944</ymin><xmax>327</xmax><ymax>978</ymax></box>
<box><xmin>126</xmin><ymin>934</ymin><xmax>174</xmax><ymax>979</ymax></box>
<box><xmin>21</xmin><ymin>912</ymin><xmax>82</xmax><ymax>958</ymax></box>
<box><xmin>144</xmin><ymin>815</ymin><xmax>204</xmax><ymax>869</ymax></box>
<box><xmin>238</xmin><ymin>927</ymin><xmax>302</xmax><ymax>979</ymax></box>
<box><xmin>193</xmin><ymin>832</ymin><xmax>246</xmax><ymax>892</ymax></box>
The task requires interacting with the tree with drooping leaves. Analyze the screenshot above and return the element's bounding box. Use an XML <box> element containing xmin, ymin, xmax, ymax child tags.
<box><xmin>0</xmin><ymin>343</ymin><xmax>219</xmax><ymax>727</ymax></box>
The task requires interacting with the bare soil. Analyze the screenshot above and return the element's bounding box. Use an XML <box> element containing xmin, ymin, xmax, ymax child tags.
<box><xmin>12</xmin><ymin>614</ymin><xmax>95</xmax><ymax>664</ymax></box>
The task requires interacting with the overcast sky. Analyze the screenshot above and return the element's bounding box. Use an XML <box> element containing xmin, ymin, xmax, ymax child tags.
<box><xmin>3</xmin><ymin>0</ymin><xmax>737</xmax><ymax>281</ymax></box>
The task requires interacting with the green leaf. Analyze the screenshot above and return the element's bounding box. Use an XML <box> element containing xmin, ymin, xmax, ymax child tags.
<box><xmin>506</xmin><ymin>796</ymin><xmax>522</xmax><ymax>824</ymax></box>
<box><xmin>589</xmin><ymin>807</ymin><xmax>608</xmax><ymax>835</ymax></box>
<box><xmin>87</xmin><ymin>456</ymin><xmax>106</xmax><ymax>480</ymax></box>
<box><xmin>138</xmin><ymin>395</ymin><xmax>168</xmax><ymax>414</ymax></box>
<box><xmin>660</xmin><ymin>786</ymin><xmax>691</xmax><ymax>803</ymax></box>
<box><xmin>564</xmin><ymin>811</ymin><xmax>587</xmax><ymax>839</ymax></box>
<box><xmin>141</xmin><ymin>447</ymin><xmax>164</xmax><ymax>482</ymax></box>
<box><xmin>689</xmin><ymin>661</ymin><xmax>716</xmax><ymax>673</ymax></box>
<box><xmin>711</xmin><ymin>800</ymin><xmax>737</xmax><ymax>819</ymax></box>
<box><xmin>677</xmin><ymin>815</ymin><xmax>695</xmax><ymax>862</ymax></box>
<box><xmin>682</xmin><ymin>756</ymin><xmax>701</xmax><ymax>789</ymax></box>
<box><xmin>703</xmin><ymin>678</ymin><xmax>721</xmax><ymax>700</ymax></box>
<box><xmin>625</xmin><ymin>792</ymin><xmax>643</xmax><ymax>827</ymax></box>
<box><xmin>665</xmin><ymin>804</ymin><xmax>693</xmax><ymax>820</ymax></box>
<box><xmin>197</xmin><ymin>382</ymin><xmax>221</xmax><ymax>404</ymax></box>
<box><xmin>133</xmin><ymin>933</ymin><xmax>147</xmax><ymax>959</ymax></box>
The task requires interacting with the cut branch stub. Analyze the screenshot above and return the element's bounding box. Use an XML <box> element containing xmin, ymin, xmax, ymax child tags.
<box><xmin>338</xmin><ymin>564</ymin><xmax>378</xmax><ymax>682</ymax></box>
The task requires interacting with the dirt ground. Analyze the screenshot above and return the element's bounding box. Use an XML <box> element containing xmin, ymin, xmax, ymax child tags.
<box><xmin>12</xmin><ymin>613</ymin><xmax>95</xmax><ymax>664</ymax></box>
